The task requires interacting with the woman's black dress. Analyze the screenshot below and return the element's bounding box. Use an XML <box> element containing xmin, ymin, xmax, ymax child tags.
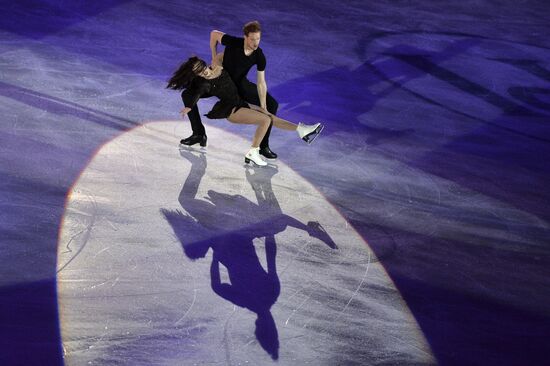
<box><xmin>185</xmin><ymin>69</ymin><xmax>249</xmax><ymax>119</ymax></box>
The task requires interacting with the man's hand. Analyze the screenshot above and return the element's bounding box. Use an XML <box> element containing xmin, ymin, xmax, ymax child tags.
<box><xmin>180</xmin><ymin>107</ymin><xmax>191</xmax><ymax>118</ymax></box>
<box><xmin>250</xmin><ymin>104</ymin><xmax>271</xmax><ymax>116</ymax></box>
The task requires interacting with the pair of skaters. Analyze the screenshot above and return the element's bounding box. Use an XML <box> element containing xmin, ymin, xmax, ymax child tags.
<box><xmin>167</xmin><ymin>21</ymin><xmax>323</xmax><ymax>166</ymax></box>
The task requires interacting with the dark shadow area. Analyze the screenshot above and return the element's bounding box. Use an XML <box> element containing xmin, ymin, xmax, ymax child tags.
<box><xmin>270</xmin><ymin>32</ymin><xmax>550</xmax><ymax>365</ymax></box>
<box><xmin>364</xmin><ymin>125</ymin><xmax>416</xmax><ymax>146</ymax></box>
<box><xmin>0</xmin><ymin>173</ymin><xmax>73</xmax><ymax>366</ymax></box>
<box><xmin>161</xmin><ymin>149</ymin><xmax>336</xmax><ymax>359</ymax></box>
<box><xmin>0</xmin><ymin>154</ymin><xmax>85</xmax><ymax>365</ymax></box>
<box><xmin>410</xmin><ymin>121</ymin><xmax>550</xmax><ymax>218</ymax></box>
<box><xmin>0</xmin><ymin>91</ymin><xmax>138</xmax><ymax>365</ymax></box>
<box><xmin>272</xmin><ymin>57</ymin><xmax>550</xmax><ymax>223</ymax></box>
<box><xmin>271</xmin><ymin>36</ymin><xmax>483</xmax><ymax>136</ymax></box>
<box><xmin>0</xmin><ymin>0</ymin><xmax>131</xmax><ymax>39</ymax></box>
<box><xmin>491</xmin><ymin>58</ymin><xmax>550</xmax><ymax>83</ymax></box>
<box><xmin>0</xmin><ymin>1</ymin><xmax>207</xmax><ymax>78</ymax></box>
<box><xmin>385</xmin><ymin>51</ymin><xmax>546</xmax><ymax>118</ymax></box>
<box><xmin>0</xmin><ymin>279</ymin><xmax>62</xmax><ymax>366</ymax></box>
<box><xmin>508</xmin><ymin>86</ymin><xmax>550</xmax><ymax>112</ymax></box>
<box><xmin>0</xmin><ymin>81</ymin><xmax>138</xmax><ymax>132</ymax></box>
<box><xmin>271</xmin><ymin>61</ymin><xmax>411</xmax><ymax>141</ymax></box>
<box><xmin>348</xmin><ymin>218</ymin><xmax>550</xmax><ymax>365</ymax></box>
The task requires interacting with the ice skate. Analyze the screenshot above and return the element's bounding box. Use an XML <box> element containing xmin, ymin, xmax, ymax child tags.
<box><xmin>244</xmin><ymin>147</ymin><xmax>267</xmax><ymax>166</ymax></box>
<box><xmin>259</xmin><ymin>146</ymin><xmax>278</xmax><ymax>159</ymax></box>
<box><xmin>180</xmin><ymin>134</ymin><xmax>207</xmax><ymax>147</ymax></box>
<box><xmin>297</xmin><ymin>122</ymin><xmax>324</xmax><ymax>144</ymax></box>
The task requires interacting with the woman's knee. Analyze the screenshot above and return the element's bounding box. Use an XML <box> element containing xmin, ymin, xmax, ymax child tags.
<box><xmin>259</xmin><ymin>114</ymin><xmax>271</xmax><ymax>127</ymax></box>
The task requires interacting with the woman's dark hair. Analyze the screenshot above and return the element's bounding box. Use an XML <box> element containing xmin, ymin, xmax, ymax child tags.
<box><xmin>166</xmin><ymin>56</ymin><xmax>207</xmax><ymax>90</ymax></box>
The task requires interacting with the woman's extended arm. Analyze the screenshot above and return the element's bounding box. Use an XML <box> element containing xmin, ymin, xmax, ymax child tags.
<box><xmin>180</xmin><ymin>79</ymin><xmax>210</xmax><ymax>117</ymax></box>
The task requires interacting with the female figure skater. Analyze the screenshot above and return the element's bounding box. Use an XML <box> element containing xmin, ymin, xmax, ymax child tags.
<box><xmin>167</xmin><ymin>56</ymin><xmax>323</xmax><ymax>166</ymax></box>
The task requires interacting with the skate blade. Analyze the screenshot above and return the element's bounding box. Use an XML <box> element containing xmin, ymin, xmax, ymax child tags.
<box><xmin>244</xmin><ymin>157</ymin><xmax>266</xmax><ymax>167</ymax></box>
<box><xmin>302</xmin><ymin>124</ymin><xmax>324</xmax><ymax>145</ymax></box>
<box><xmin>179</xmin><ymin>143</ymin><xmax>207</xmax><ymax>151</ymax></box>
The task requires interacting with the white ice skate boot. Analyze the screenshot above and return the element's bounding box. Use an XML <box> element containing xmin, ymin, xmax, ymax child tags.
<box><xmin>245</xmin><ymin>147</ymin><xmax>267</xmax><ymax>166</ymax></box>
<box><xmin>297</xmin><ymin>122</ymin><xmax>324</xmax><ymax>144</ymax></box>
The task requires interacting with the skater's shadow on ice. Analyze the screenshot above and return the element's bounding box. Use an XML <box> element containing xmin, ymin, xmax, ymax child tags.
<box><xmin>161</xmin><ymin>149</ymin><xmax>336</xmax><ymax>360</ymax></box>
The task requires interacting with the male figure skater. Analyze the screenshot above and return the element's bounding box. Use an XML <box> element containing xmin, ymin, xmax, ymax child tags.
<box><xmin>181</xmin><ymin>21</ymin><xmax>279</xmax><ymax>159</ymax></box>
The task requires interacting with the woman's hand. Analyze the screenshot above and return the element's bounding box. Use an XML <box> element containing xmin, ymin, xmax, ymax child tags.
<box><xmin>180</xmin><ymin>107</ymin><xmax>191</xmax><ymax>118</ymax></box>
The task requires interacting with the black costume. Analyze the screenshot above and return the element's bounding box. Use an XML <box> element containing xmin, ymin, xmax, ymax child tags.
<box><xmin>221</xmin><ymin>34</ymin><xmax>266</xmax><ymax>83</ymax></box>
<box><xmin>186</xmin><ymin>69</ymin><xmax>250</xmax><ymax>119</ymax></box>
<box><xmin>181</xmin><ymin>34</ymin><xmax>278</xmax><ymax>149</ymax></box>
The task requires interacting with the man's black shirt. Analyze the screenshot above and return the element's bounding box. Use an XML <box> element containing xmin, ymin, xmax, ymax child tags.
<box><xmin>221</xmin><ymin>34</ymin><xmax>266</xmax><ymax>84</ymax></box>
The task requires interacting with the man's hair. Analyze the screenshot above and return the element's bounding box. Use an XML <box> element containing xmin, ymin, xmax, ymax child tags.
<box><xmin>243</xmin><ymin>21</ymin><xmax>261</xmax><ymax>36</ymax></box>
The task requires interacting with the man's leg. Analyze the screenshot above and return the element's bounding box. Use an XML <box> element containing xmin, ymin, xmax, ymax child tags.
<box><xmin>238</xmin><ymin>80</ymin><xmax>279</xmax><ymax>158</ymax></box>
<box><xmin>181</xmin><ymin>90</ymin><xmax>207</xmax><ymax>146</ymax></box>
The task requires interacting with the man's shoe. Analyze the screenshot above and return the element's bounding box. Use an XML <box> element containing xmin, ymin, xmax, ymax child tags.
<box><xmin>180</xmin><ymin>134</ymin><xmax>207</xmax><ymax>147</ymax></box>
<box><xmin>259</xmin><ymin>146</ymin><xmax>277</xmax><ymax>159</ymax></box>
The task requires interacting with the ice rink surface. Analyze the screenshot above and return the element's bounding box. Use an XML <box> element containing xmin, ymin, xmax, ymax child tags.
<box><xmin>1</xmin><ymin>1</ymin><xmax>549</xmax><ymax>365</ymax></box>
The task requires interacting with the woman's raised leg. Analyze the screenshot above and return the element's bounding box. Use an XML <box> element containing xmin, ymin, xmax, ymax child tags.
<box><xmin>252</xmin><ymin>108</ymin><xmax>324</xmax><ymax>144</ymax></box>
